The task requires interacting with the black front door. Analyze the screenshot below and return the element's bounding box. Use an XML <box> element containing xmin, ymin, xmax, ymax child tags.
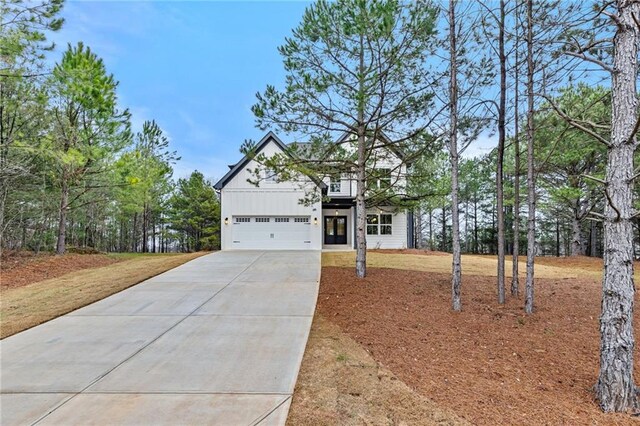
<box><xmin>324</xmin><ymin>216</ymin><xmax>347</xmax><ymax>245</ymax></box>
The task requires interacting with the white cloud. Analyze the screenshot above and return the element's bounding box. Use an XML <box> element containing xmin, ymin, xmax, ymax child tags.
<box><xmin>46</xmin><ymin>1</ymin><xmax>189</xmax><ymax>67</ymax></box>
<box><xmin>462</xmin><ymin>132</ymin><xmax>497</xmax><ymax>159</ymax></box>
<box><xmin>178</xmin><ymin>110</ymin><xmax>216</xmax><ymax>144</ymax></box>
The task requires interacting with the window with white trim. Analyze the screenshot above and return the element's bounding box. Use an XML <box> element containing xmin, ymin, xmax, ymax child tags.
<box><xmin>366</xmin><ymin>214</ymin><xmax>378</xmax><ymax>235</ymax></box>
<box><xmin>234</xmin><ymin>217</ymin><xmax>251</xmax><ymax>223</ymax></box>
<box><xmin>366</xmin><ymin>213</ymin><xmax>392</xmax><ymax>235</ymax></box>
<box><xmin>275</xmin><ymin>217</ymin><xmax>290</xmax><ymax>223</ymax></box>
<box><xmin>294</xmin><ymin>217</ymin><xmax>310</xmax><ymax>223</ymax></box>
<box><xmin>380</xmin><ymin>214</ymin><xmax>392</xmax><ymax>234</ymax></box>
<box><xmin>329</xmin><ymin>175</ymin><xmax>341</xmax><ymax>193</ymax></box>
<box><xmin>255</xmin><ymin>217</ymin><xmax>270</xmax><ymax>223</ymax></box>
<box><xmin>377</xmin><ymin>169</ymin><xmax>392</xmax><ymax>188</ymax></box>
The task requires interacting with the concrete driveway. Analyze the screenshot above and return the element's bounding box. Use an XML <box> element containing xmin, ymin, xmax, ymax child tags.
<box><xmin>1</xmin><ymin>250</ymin><xmax>320</xmax><ymax>426</ymax></box>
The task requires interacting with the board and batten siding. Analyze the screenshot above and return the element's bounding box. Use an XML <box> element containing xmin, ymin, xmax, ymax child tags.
<box><xmin>219</xmin><ymin>139</ymin><xmax>322</xmax><ymax>250</ymax></box>
<box><xmin>365</xmin><ymin>208</ymin><xmax>408</xmax><ymax>249</ymax></box>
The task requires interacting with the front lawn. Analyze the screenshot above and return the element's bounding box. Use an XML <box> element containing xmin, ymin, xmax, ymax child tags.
<box><xmin>1</xmin><ymin>252</ymin><xmax>207</xmax><ymax>338</ymax></box>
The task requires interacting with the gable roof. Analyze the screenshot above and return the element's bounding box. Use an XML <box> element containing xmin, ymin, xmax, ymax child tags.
<box><xmin>335</xmin><ymin>130</ymin><xmax>408</xmax><ymax>163</ymax></box>
<box><xmin>214</xmin><ymin>130</ymin><xmax>409</xmax><ymax>191</ymax></box>
<box><xmin>214</xmin><ymin>132</ymin><xmax>327</xmax><ymax>190</ymax></box>
<box><xmin>214</xmin><ymin>132</ymin><xmax>286</xmax><ymax>190</ymax></box>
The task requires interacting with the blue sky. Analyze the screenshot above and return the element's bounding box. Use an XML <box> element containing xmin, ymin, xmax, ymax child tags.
<box><xmin>48</xmin><ymin>1</ymin><xmax>311</xmax><ymax>181</ymax></box>
<box><xmin>48</xmin><ymin>0</ymin><xmax>496</xmax><ymax>182</ymax></box>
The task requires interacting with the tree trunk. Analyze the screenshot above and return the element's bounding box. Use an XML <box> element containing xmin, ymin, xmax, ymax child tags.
<box><xmin>635</xmin><ymin>219</ymin><xmax>640</xmax><ymax>259</ymax></box>
<box><xmin>474</xmin><ymin>199</ymin><xmax>479</xmax><ymax>254</ymax></box>
<box><xmin>119</xmin><ymin>219</ymin><xmax>124</xmax><ymax>252</ymax></box>
<box><xmin>496</xmin><ymin>0</ymin><xmax>507</xmax><ymax>304</ymax></box>
<box><xmin>161</xmin><ymin>220</ymin><xmax>166</xmax><ymax>253</ymax></box>
<box><xmin>449</xmin><ymin>0</ymin><xmax>462</xmax><ymax>312</ymax></box>
<box><xmin>590</xmin><ymin>220</ymin><xmax>598</xmax><ymax>257</ymax></box>
<box><xmin>464</xmin><ymin>200</ymin><xmax>469</xmax><ymax>252</ymax></box>
<box><xmin>571</xmin><ymin>214</ymin><xmax>585</xmax><ymax>256</ymax></box>
<box><xmin>511</xmin><ymin>1</ymin><xmax>521</xmax><ymax>297</ymax></box>
<box><xmin>132</xmin><ymin>212</ymin><xmax>138</xmax><ymax>252</ymax></box>
<box><xmin>69</xmin><ymin>218</ymin><xmax>75</xmax><ymax>248</ymax></box>
<box><xmin>524</xmin><ymin>0</ymin><xmax>535</xmax><ymax>314</ymax></box>
<box><xmin>55</xmin><ymin>179</ymin><xmax>69</xmax><ymax>255</ymax></box>
<box><xmin>152</xmin><ymin>219</ymin><xmax>157</xmax><ymax>253</ymax></box>
<box><xmin>595</xmin><ymin>0</ymin><xmax>639</xmax><ymax>412</ymax></box>
<box><xmin>428</xmin><ymin>209</ymin><xmax>433</xmax><ymax>250</ymax></box>
<box><xmin>556</xmin><ymin>218</ymin><xmax>561</xmax><ymax>257</ymax></box>
<box><xmin>441</xmin><ymin>205</ymin><xmax>447</xmax><ymax>252</ymax></box>
<box><xmin>415</xmin><ymin>208</ymin><xmax>422</xmax><ymax>249</ymax></box>
<box><xmin>355</xmin><ymin>32</ymin><xmax>367</xmax><ymax>279</ymax></box>
<box><xmin>142</xmin><ymin>202</ymin><xmax>148</xmax><ymax>253</ymax></box>
<box><xmin>20</xmin><ymin>206</ymin><xmax>26</xmax><ymax>250</ymax></box>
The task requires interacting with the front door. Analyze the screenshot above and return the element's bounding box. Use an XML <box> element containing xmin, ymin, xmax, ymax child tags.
<box><xmin>324</xmin><ymin>216</ymin><xmax>347</xmax><ymax>245</ymax></box>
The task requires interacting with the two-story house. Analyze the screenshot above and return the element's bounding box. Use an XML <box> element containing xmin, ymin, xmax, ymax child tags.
<box><xmin>214</xmin><ymin>132</ymin><xmax>415</xmax><ymax>250</ymax></box>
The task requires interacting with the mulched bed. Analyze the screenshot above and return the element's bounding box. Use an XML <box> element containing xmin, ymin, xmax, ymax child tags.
<box><xmin>318</xmin><ymin>266</ymin><xmax>640</xmax><ymax>425</ymax></box>
<box><xmin>1</xmin><ymin>252</ymin><xmax>121</xmax><ymax>290</ymax></box>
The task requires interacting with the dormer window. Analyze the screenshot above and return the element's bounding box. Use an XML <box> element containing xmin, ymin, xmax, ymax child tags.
<box><xmin>330</xmin><ymin>175</ymin><xmax>341</xmax><ymax>193</ymax></box>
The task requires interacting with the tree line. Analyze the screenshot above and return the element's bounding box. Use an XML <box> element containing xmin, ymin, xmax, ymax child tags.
<box><xmin>414</xmin><ymin>85</ymin><xmax>631</xmax><ymax>259</ymax></box>
<box><xmin>1</xmin><ymin>0</ymin><xmax>221</xmax><ymax>255</ymax></box>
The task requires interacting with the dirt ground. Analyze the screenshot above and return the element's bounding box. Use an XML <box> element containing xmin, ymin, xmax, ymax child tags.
<box><xmin>1</xmin><ymin>252</ymin><xmax>121</xmax><ymax>290</ymax></box>
<box><xmin>313</xmin><ymin>256</ymin><xmax>639</xmax><ymax>425</ymax></box>
<box><xmin>288</xmin><ymin>315</ymin><xmax>468</xmax><ymax>426</ymax></box>
<box><xmin>1</xmin><ymin>252</ymin><xmax>206</xmax><ymax>338</ymax></box>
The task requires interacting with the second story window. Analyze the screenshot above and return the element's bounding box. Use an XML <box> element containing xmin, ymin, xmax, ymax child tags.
<box><xmin>330</xmin><ymin>175</ymin><xmax>341</xmax><ymax>193</ymax></box>
<box><xmin>377</xmin><ymin>169</ymin><xmax>392</xmax><ymax>189</ymax></box>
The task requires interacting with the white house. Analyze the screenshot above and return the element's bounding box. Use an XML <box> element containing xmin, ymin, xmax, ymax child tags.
<box><xmin>214</xmin><ymin>132</ymin><xmax>415</xmax><ymax>250</ymax></box>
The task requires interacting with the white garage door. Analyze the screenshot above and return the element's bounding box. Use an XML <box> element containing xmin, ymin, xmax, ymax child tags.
<box><xmin>231</xmin><ymin>216</ymin><xmax>312</xmax><ymax>249</ymax></box>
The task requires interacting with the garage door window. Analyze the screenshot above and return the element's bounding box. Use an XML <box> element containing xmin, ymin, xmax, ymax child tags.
<box><xmin>235</xmin><ymin>217</ymin><xmax>250</xmax><ymax>223</ymax></box>
<box><xmin>275</xmin><ymin>217</ymin><xmax>290</xmax><ymax>223</ymax></box>
<box><xmin>255</xmin><ymin>217</ymin><xmax>270</xmax><ymax>223</ymax></box>
<box><xmin>294</xmin><ymin>217</ymin><xmax>310</xmax><ymax>223</ymax></box>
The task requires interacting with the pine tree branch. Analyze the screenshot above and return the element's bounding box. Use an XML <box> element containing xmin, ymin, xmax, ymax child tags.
<box><xmin>626</xmin><ymin>112</ymin><xmax>640</xmax><ymax>145</ymax></box>
<box><xmin>542</xmin><ymin>94</ymin><xmax>611</xmax><ymax>147</ymax></box>
<box><xmin>0</xmin><ymin>71</ymin><xmax>52</xmax><ymax>78</ymax></box>
<box><xmin>631</xmin><ymin>9</ymin><xmax>640</xmax><ymax>31</ymax></box>
<box><xmin>563</xmin><ymin>51</ymin><xmax>614</xmax><ymax>73</ymax></box>
<box><xmin>582</xmin><ymin>174</ymin><xmax>608</xmax><ymax>185</ymax></box>
<box><xmin>604</xmin><ymin>187</ymin><xmax>621</xmax><ymax>222</ymax></box>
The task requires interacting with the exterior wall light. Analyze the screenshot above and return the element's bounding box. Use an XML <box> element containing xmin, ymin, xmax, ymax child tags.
<box><xmin>335</xmin><ymin>209</ymin><xmax>338</xmax><ymax>216</ymax></box>
<box><xmin>224</xmin><ymin>217</ymin><xmax>229</xmax><ymax>225</ymax></box>
<box><xmin>314</xmin><ymin>217</ymin><xmax>318</xmax><ymax>225</ymax></box>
